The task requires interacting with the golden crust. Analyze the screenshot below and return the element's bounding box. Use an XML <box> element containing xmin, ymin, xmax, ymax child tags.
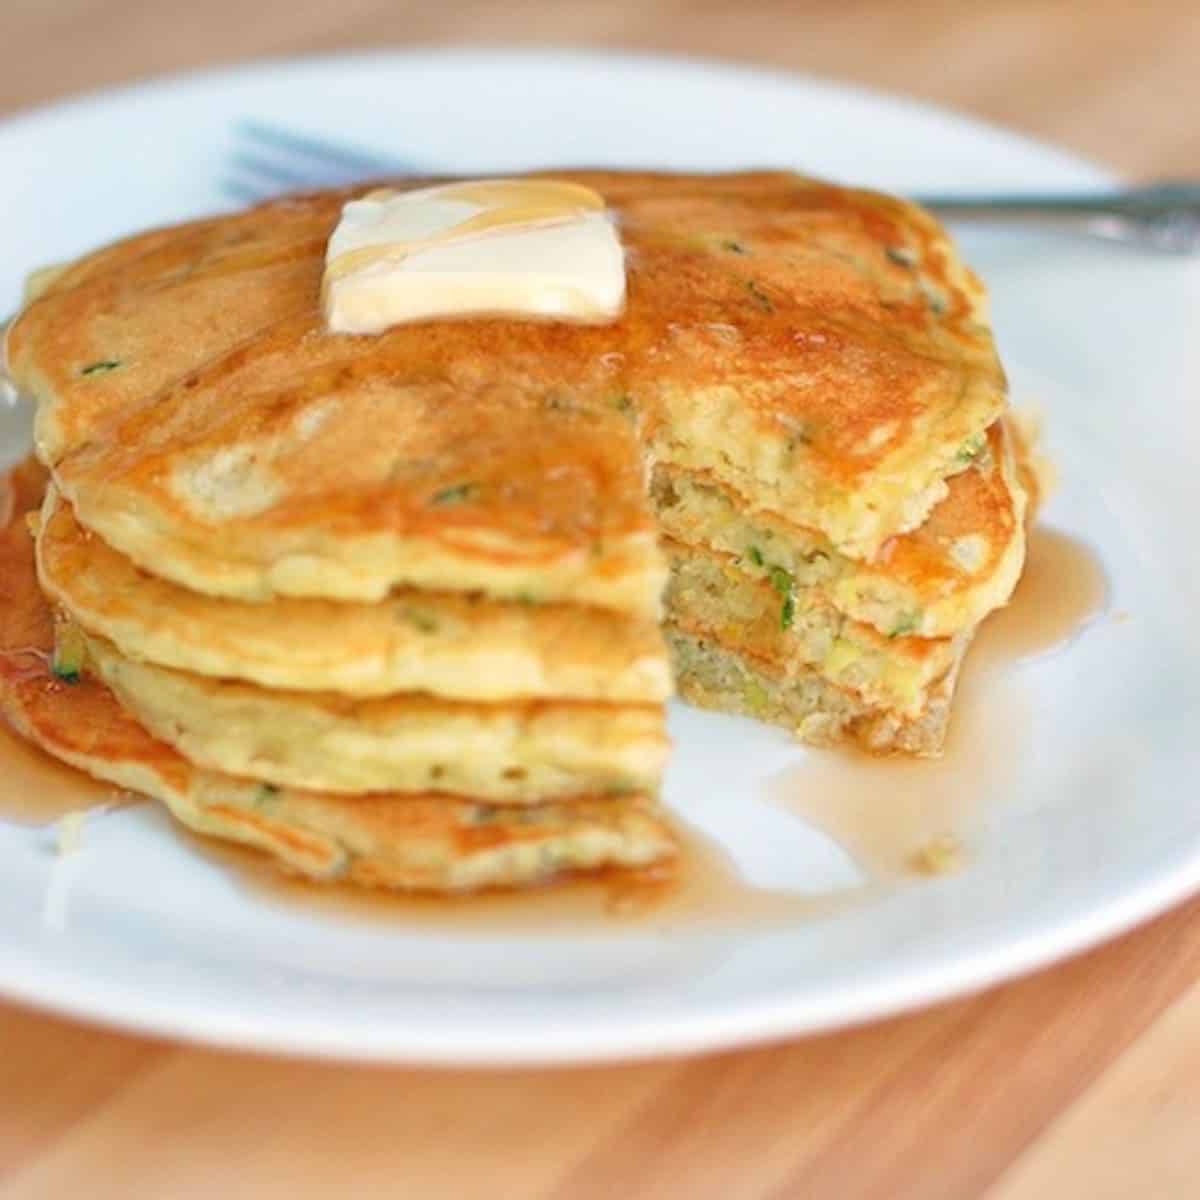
<box><xmin>8</xmin><ymin>171</ymin><xmax>1006</xmax><ymax>608</ymax></box>
<box><xmin>859</xmin><ymin>420</ymin><xmax>1025</xmax><ymax>629</ymax></box>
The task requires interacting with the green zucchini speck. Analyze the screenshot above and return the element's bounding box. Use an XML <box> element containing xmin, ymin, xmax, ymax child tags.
<box><xmin>80</xmin><ymin>359</ymin><xmax>122</xmax><ymax>376</ymax></box>
<box><xmin>430</xmin><ymin>483</ymin><xmax>476</xmax><ymax>506</ymax></box>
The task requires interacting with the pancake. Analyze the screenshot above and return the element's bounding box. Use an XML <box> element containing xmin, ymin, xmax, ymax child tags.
<box><xmin>8</xmin><ymin>171</ymin><xmax>1005</xmax><ymax>611</ymax></box>
<box><xmin>666</xmin><ymin>628</ymin><xmax>966</xmax><ymax>756</ymax></box>
<box><xmin>36</xmin><ymin>485</ymin><xmax>671</xmax><ymax>702</ymax></box>
<box><xmin>73</xmin><ymin>623</ymin><xmax>667</xmax><ymax>801</ymax></box>
<box><xmin>652</xmin><ymin>419</ymin><xmax>1026</xmax><ymax>640</ymax></box>
<box><xmin>0</xmin><ymin>461</ymin><xmax>675</xmax><ymax>890</ymax></box>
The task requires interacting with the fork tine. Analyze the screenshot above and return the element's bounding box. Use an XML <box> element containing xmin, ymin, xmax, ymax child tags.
<box><xmin>229</xmin><ymin>150</ymin><xmax>355</xmax><ymax>189</ymax></box>
<box><xmin>225</xmin><ymin>120</ymin><xmax>426</xmax><ymax>204</ymax></box>
<box><xmin>220</xmin><ymin>176</ymin><xmax>273</xmax><ymax>206</ymax></box>
<box><xmin>237</xmin><ymin>120</ymin><xmax>404</xmax><ymax>174</ymax></box>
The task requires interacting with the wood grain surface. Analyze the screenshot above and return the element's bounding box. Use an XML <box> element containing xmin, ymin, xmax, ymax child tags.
<box><xmin>1</xmin><ymin>2</ymin><xmax>1198</xmax><ymax>1197</ymax></box>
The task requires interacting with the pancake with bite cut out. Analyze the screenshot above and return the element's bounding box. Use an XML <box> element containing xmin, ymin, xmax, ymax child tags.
<box><xmin>8</xmin><ymin>171</ymin><xmax>1004</xmax><ymax>613</ymax></box>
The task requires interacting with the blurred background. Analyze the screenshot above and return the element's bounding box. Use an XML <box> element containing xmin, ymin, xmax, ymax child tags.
<box><xmin>4</xmin><ymin>0</ymin><xmax>1198</xmax><ymax>175</ymax></box>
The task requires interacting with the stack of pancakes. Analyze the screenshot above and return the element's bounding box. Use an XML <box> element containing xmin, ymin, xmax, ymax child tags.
<box><xmin>1</xmin><ymin>170</ymin><xmax>1028</xmax><ymax>891</ymax></box>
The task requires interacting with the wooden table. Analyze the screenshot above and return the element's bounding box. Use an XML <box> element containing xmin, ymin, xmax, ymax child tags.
<box><xmin>2</xmin><ymin>3</ymin><xmax>1198</xmax><ymax>1196</ymax></box>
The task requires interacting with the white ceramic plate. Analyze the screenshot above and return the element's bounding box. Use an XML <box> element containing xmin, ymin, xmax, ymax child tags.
<box><xmin>2</xmin><ymin>49</ymin><xmax>1198</xmax><ymax>1064</ymax></box>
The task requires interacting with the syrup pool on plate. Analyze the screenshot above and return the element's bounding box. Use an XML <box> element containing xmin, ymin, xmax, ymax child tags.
<box><xmin>772</xmin><ymin>527</ymin><xmax>1109</xmax><ymax>880</ymax></box>
<box><xmin>196</xmin><ymin>817</ymin><xmax>872</xmax><ymax>936</ymax></box>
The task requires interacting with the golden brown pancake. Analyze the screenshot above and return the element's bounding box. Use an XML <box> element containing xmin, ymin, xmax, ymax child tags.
<box><xmin>0</xmin><ymin>461</ymin><xmax>675</xmax><ymax>890</ymax></box>
<box><xmin>36</xmin><ymin>485</ymin><xmax>671</xmax><ymax>702</ymax></box>
<box><xmin>8</xmin><ymin>171</ymin><xmax>1005</xmax><ymax>611</ymax></box>
<box><xmin>73</xmin><ymin>622</ymin><xmax>667</xmax><ymax>802</ymax></box>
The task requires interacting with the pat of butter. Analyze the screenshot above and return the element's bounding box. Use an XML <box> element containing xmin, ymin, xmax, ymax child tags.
<box><xmin>322</xmin><ymin>179</ymin><xmax>626</xmax><ymax>333</ymax></box>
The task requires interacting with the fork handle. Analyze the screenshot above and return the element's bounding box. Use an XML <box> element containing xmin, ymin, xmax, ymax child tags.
<box><xmin>913</xmin><ymin>181</ymin><xmax>1200</xmax><ymax>254</ymax></box>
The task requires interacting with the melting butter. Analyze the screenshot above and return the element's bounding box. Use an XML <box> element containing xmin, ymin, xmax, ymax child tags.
<box><xmin>322</xmin><ymin>179</ymin><xmax>625</xmax><ymax>334</ymax></box>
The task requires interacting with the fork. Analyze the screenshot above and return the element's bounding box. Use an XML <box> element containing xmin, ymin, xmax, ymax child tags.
<box><xmin>228</xmin><ymin>120</ymin><xmax>1200</xmax><ymax>254</ymax></box>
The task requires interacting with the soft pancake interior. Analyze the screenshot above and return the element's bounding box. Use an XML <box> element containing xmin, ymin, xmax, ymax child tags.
<box><xmin>653</xmin><ymin>420</ymin><xmax>1025</xmax><ymax>640</ymax></box>
<box><xmin>661</xmin><ymin>415</ymin><xmax>1036</xmax><ymax>755</ymax></box>
<box><xmin>666</xmin><ymin>627</ymin><xmax>968</xmax><ymax>756</ymax></box>
<box><xmin>664</xmin><ymin>538</ymin><xmax>965</xmax><ymax>719</ymax></box>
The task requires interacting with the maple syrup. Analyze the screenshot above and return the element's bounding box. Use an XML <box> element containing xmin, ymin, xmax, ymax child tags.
<box><xmin>771</xmin><ymin>528</ymin><xmax>1108</xmax><ymax>880</ymax></box>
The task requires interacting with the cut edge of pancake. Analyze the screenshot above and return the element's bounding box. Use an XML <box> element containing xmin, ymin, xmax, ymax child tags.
<box><xmin>666</xmin><ymin>627</ymin><xmax>966</xmax><ymax>757</ymax></box>
<box><xmin>642</xmin><ymin>376</ymin><xmax>1006</xmax><ymax>564</ymax></box>
<box><xmin>663</xmin><ymin>540</ymin><xmax>965</xmax><ymax>720</ymax></box>
<box><xmin>652</xmin><ymin>418</ymin><xmax>1026</xmax><ymax>640</ymax></box>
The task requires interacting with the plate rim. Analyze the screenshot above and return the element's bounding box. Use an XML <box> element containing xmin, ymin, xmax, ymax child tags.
<box><xmin>4</xmin><ymin>840</ymin><xmax>1198</xmax><ymax>1066</ymax></box>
